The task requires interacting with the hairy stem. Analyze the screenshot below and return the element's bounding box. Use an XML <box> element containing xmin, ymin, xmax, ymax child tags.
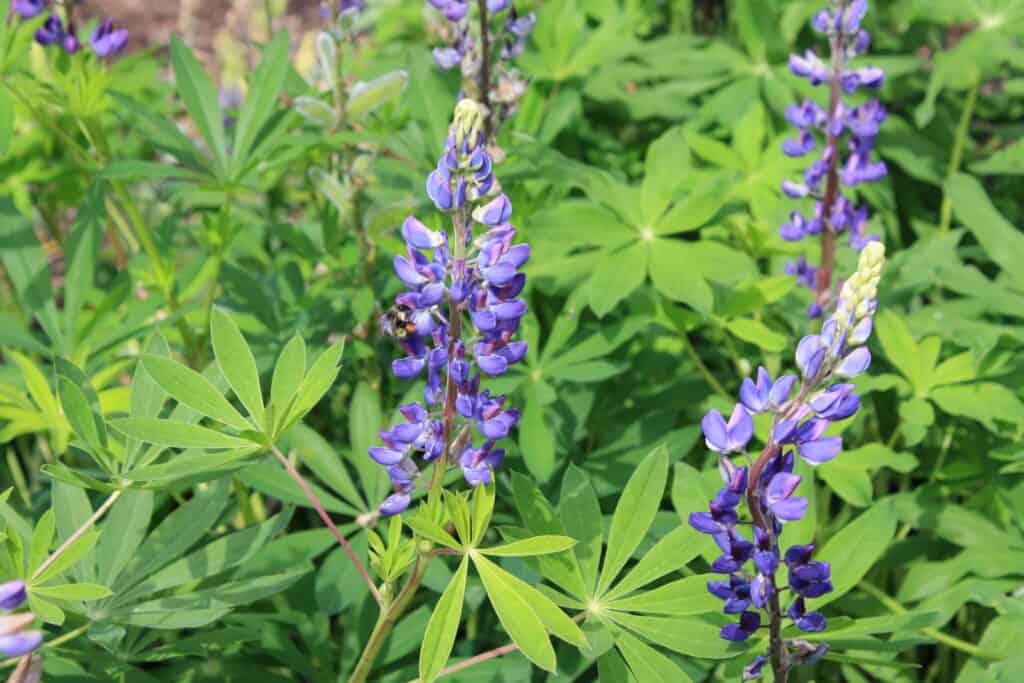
<box><xmin>746</xmin><ymin>441</ymin><xmax>787</xmax><ymax>682</ymax></box>
<box><xmin>814</xmin><ymin>10</ymin><xmax>848</xmax><ymax>310</ymax></box>
<box><xmin>32</xmin><ymin>490</ymin><xmax>122</xmax><ymax>582</ymax></box>
<box><xmin>270</xmin><ymin>445</ymin><xmax>382</xmax><ymax>606</ymax></box>
<box><xmin>429</xmin><ymin>210</ymin><xmax>468</xmax><ymax>505</ymax></box>
<box><xmin>349</xmin><ymin>555</ymin><xmax>429</xmax><ymax>683</ymax></box>
<box><xmin>938</xmin><ymin>84</ymin><xmax>978</xmax><ymax>232</ymax></box>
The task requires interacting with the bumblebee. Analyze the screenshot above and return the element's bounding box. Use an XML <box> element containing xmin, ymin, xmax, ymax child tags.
<box><xmin>381</xmin><ymin>304</ymin><xmax>418</xmax><ymax>339</ymax></box>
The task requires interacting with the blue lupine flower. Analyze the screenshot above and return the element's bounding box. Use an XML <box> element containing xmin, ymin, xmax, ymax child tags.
<box><xmin>370</xmin><ymin>101</ymin><xmax>528</xmax><ymax>514</ymax></box>
<box><xmin>702</xmin><ymin>404</ymin><xmax>754</xmax><ymax>453</ymax></box>
<box><xmin>89</xmin><ymin>18</ymin><xmax>128</xmax><ymax>57</ymax></box>
<box><xmin>781</xmin><ymin>0</ymin><xmax>887</xmax><ymax>315</ymax></box>
<box><xmin>721</xmin><ymin>611</ymin><xmax>761</xmax><ymax>642</ymax></box>
<box><xmin>0</xmin><ymin>580</ymin><xmax>41</xmax><ymax>658</ymax></box>
<box><xmin>12</xmin><ymin>0</ymin><xmax>45</xmax><ymax>18</ymax></box>
<box><xmin>689</xmin><ymin>242</ymin><xmax>886</xmax><ymax>677</ymax></box>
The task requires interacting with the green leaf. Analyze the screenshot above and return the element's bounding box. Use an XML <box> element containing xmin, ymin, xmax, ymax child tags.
<box><xmin>33</xmin><ymin>531</ymin><xmax>100</xmax><ymax>585</ymax></box>
<box><xmin>726</xmin><ymin>318</ymin><xmax>787</xmax><ymax>352</ymax></box>
<box><xmin>58</xmin><ymin>377</ymin><xmax>107</xmax><ymax>457</ymax></box>
<box><xmin>269</xmin><ymin>335</ymin><xmax>306</xmax><ymax>430</ymax></box>
<box><xmin>946</xmin><ymin>172</ymin><xmax>1024</xmax><ymax>291</ymax></box>
<box><xmin>285</xmin><ymin>424</ymin><xmax>366</xmax><ymax>511</ymax></box>
<box><xmin>510</xmin><ymin>473</ymin><xmax>587</xmax><ymax>598</ymax></box>
<box><xmin>347</xmin><ymin>70</ymin><xmax>410</xmax><ymax>120</ymax></box>
<box><xmin>815</xmin><ymin>499</ymin><xmax>897</xmax><ymax>607</ymax></box>
<box><xmin>9</xmin><ymin>352</ymin><xmax>58</xmax><ymax>418</ymax></box>
<box><xmin>875</xmin><ymin>310</ymin><xmax>920</xmax><ymax>388</ymax></box>
<box><xmin>97</xmin><ymin>490</ymin><xmax>154</xmax><ymax>586</ymax></box>
<box><xmin>519</xmin><ymin>382</ymin><xmax>557</xmax><ymax>481</ymax></box>
<box><xmin>28</xmin><ymin>594</ymin><xmax>64</xmax><ymax>625</ymax></box>
<box><xmin>309</xmin><ymin>167</ymin><xmax>351</xmax><ymax>216</ymax></box>
<box><xmin>287</xmin><ymin>340</ymin><xmax>345</xmax><ymax>426</ymax></box>
<box><xmin>614</xmin><ymin>628</ymin><xmax>694</xmax><ymax>683</ymax></box>
<box><xmin>403</xmin><ymin>515</ymin><xmax>461</xmax><ymax>550</ymax></box>
<box><xmin>473</xmin><ymin>553</ymin><xmax>557</xmax><ymax>671</ymax></box>
<box><xmin>589</xmin><ymin>242</ymin><xmax>646</xmax><ymax>317</ymax></box>
<box><xmin>560</xmin><ymin>464</ymin><xmax>602</xmax><ymax>594</ymax></box>
<box><xmin>210</xmin><ymin>309</ymin><xmax>265</xmax><ymax>427</ymax></box>
<box><xmin>62</xmin><ymin>184</ymin><xmax>104</xmax><ymax>345</ymax></box>
<box><xmin>419</xmin><ymin>556</ymin><xmax>468</xmax><ymax>683</ymax></box>
<box><xmin>654</xmin><ymin>172</ymin><xmax>733</xmax><ymax>235</ymax></box>
<box><xmin>110</xmin><ymin>418</ymin><xmax>257</xmax><ymax>450</ymax></box>
<box><xmin>169</xmin><ymin>36</ymin><xmax>229</xmax><ymax>177</ymax></box>
<box><xmin>348</xmin><ymin>381</ymin><xmax>384</xmax><ymax>502</ymax></box>
<box><xmin>230</xmin><ymin>31</ymin><xmax>290</xmax><ymax>176</ymax></box>
<box><xmin>140</xmin><ymin>356</ymin><xmax>252</xmax><ymax>432</ymax></box>
<box><xmin>610</xmin><ymin>612</ymin><xmax>751</xmax><ymax>659</ymax></box>
<box><xmin>482</xmin><ymin>535</ymin><xmax>577</xmax><ymax>557</ymax></box>
<box><xmin>29</xmin><ymin>509</ymin><xmax>55</xmax><ymax>575</ymax></box>
<box><xmin>648</xmin><ymin>240</ymin><xmax>712</xmax><ymax>313</ymax></box>
<box><xmin>930</xmin><ymin>382</ymin><xmax>1024</xmax><ymax>432</ymax></box>
<box><xmin>294</xmin><ymin>96</ymin><xmax>339</xmax><ymax>128</ymax></box>
<box><xmin>605</xmin><ymin>526</ymin><xmax>701</xmax><ymax>601</ymax></box>
<box><xmin>598</xmin><ymin>446</ymin><xmax>669</xmax><ymax>594</ymax></box>
<box><xmin>607</xmin><ymin>575</ymin><xmax>719</xmax><ymax>615</ymax></box>
<box><xmin>32</xmin><ymin>582</ymin><xmax>113</xmax><ymax>601</ymax></box>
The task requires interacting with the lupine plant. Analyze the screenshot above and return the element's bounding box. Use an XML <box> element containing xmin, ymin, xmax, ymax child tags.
<box><xmin>2</xmin><ymin>0</ymin><xmax>1024</xmax><ymax>681</ymax></box>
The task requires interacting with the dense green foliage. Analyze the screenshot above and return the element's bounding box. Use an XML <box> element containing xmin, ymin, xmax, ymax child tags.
<box><xmin>1</xmin><ymin>0</ymin><xmax>1023</xmax><ymax>681</ymax></box>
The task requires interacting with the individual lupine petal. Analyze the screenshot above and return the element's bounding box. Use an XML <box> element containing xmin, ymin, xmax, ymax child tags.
<box><xmin>442</xmin><ymin>0</ymin><xmax>468</xmax><ymax>21</ymax></box>
<box><xmin>769</xmin><ymin>374</ymin><xmax>798</xmax><ymax>409</ymax></box>
<box><xmin>13</xmin><ymin>0</ymin><xmax>45</xmax><ymax>18</ymax></box>
<box><xmin>710</xmin><ymin>530</ymin><xmax>754</xmax><ymax>573</ymax></box>
<box><xmin>749</xmin><ymin>573</ymin><xmax>771</xmax><ymax>609</ymax></box>
<box><xmin>849</xmin><ymin>316</ymin><xmax>873</xmax><ymax>345</ymax></box>
<box><xmin>380</xmin><ymin>491</ymin><xmax>412</xmax><ymax>516</ymax></box>
<box><xmin>740</xmin><ymin>367</ymin><xmax>772</xmax><ymax>414</ymax></box>
<box><xmin>402</xmin><ymin>216</ymin><xmax>444</xmax><ymax>249</ymax></box>
<box><xmin>89</xmin><ymin>19</ymin><xmax>129</xmax><ymax>58</ymax></box>
<box><xmin>433</xmin><ymin>46</ymin><xmax>462</xmax><ymax>69</ymax></box>
<box><xmin>721</xmin><ymin>611</ymin><xmax>761</xmax><ymax>641</ymax></box>
<box><xmin>392</xmin><ymin>356</ymin><xmax>426</xmax><ymax>379</ymax></box>
<box><xmin>798</xmin><ymin>435</ymin><xmax>842</xmax><ymax>464</ymax></box>
<box><xmin>785</xmin><ymin>544</ymin><xmax>815</xmax><ymax>566</ymax></box>
<box><xmin>0</xmin><ymin>630</ymin><xmax>42</xmax><ymax>657</ymax></box>
<box><xmin>835</xmin><ymin>347</ymin><xmax>871</xmax><ymax>377</ymax></box>
<box><xmin>782</xmin><ymin>180</ymin><xmax>809</xmax><ymax>198</ymax></box>
<box><xmin>795</xmin><ymin>335</ymin><xmax>825</xmax><ymax>378</ymax></box>
<box><xmin>811</xmin><ymin>8</ymin><xmax>831</xmax><ymax>32</ymax></box>
<box><xmin>426</xmin><ymin>168</ymin><xmax>453</xmax><ymax>210</ymax></box>
<box><xmin>486</xmin><ymin>0</ymin><xmax>510</xmax><ymax>11</ymax></box>
<box><xmin>368</xmin><ymin>447</ymin><xmax>406</xmax><ymax>465</ymax></box>
<box><xmin>851</xmin><ymin>30</ymin><xmax>872</xmax><ymax>56</ymax></box>
<box><xmin>479</xmin><ymin>409</ymin><xmax>519</xmax><ymax>440</ymax></box>
<box><xmin>764</xmin><ymin>472</ymin><xmax>808</xmax><ymax>522</ymax></box>
<box><xmin>393</xmin><ymin>254</ymin><xmax>428</xmax><ymax>286</ymax></box>
<box><xmin>473</xmin><ymin>194</ymin><xmax>512</xmax><ymax>226</ymax></box>
<box><xmin>702</xmin><ymin>405</ymin><xmax>753</xmax><ymax>454</ymax></box>
<box><xmin>782</xmin><ymin>129</ymin><xmax>816</xmax><ymax>157</ymax></box>
<box><xmin>788</xmin><ymin>597</ymin><xmax>827</xmax><ymax>632</ymax></box>
<box><xmin>0</xmin><ymin>581</ymin><xmax>26</xmax><ymax>611</ymax></box>
<box><xmin>477</xmin><ymin>354</ymin><xmax>508</xmax><ymax>376</ymax></box>
<box><xmin>841</xmin><ymin>66</ymin><xmax>885</xmax><ymax>92</ymax></box>
<box><xmin>460</xmin><ymin>442</ymin><xmax>506</xmax><ymax>486</ymax></box>
<box><xmin>689</xmin><ymin>512</ymin><xmax>728</xmax><ymax>535</ymax></box>
<box><xmin>788</xmin><ymin>50</ymin><xmax>828</xmax><ymax>85</ymax></box>
<box><xmin>63</xmin><ymin>31</ymin><xmax>80</xmax><ymax>53</ymax></box>
<box><xmin>844</xmin><ymin>0</ymin><xmax>868</xmax><ymax>33</ymax></box>
<box><xmin>743</xmin><ymin>655</ymin><xmax>769</xmax><ymax>681</ymax></box>
<box><xmin>780</xmin><ymin>211</ymin><xmax>809</xmax><ymax>241</ymax></box>
<box><xmin>786</xmin><ymin>100</ymin><xmax>826</xmax><ymax>129</ymax></box>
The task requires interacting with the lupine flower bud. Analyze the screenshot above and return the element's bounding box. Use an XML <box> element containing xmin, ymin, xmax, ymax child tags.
<box><xmin>12</xmin><ymin>0</ymin><xmax>45</xmax><ymax>18</ymax></box>
<box><xmin>0</xmin><ymin>581</ymin><xmax>41</xmax><ymax>658</ymax></box>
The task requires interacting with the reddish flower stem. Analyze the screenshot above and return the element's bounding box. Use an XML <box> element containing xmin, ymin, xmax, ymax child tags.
<box><xmin>271</xmin><ymin>445</ymin><xmax>382</xmax><ymax>606</ymax></box>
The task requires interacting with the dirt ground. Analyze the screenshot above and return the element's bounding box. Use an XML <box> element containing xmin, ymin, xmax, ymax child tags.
<box><xmin>87</xmin><ymin>0</ymin><xmax>324</xmax><ymax>59</ymax></box>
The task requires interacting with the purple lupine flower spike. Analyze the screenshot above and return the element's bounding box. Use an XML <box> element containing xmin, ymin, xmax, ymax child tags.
<box><xmin>781</xmin><ymin>0</ymin><xmax>887</xmax><ymax>317</ymax></box>
<box><xmin>690</xmin><ymin>243</ymin><xmax>886</xmax><ymax>677</ymax></box>
<box><xmin>369</xmin><ymin>101</ymin><xmax>527</xmax><ymax>515</ymax></box>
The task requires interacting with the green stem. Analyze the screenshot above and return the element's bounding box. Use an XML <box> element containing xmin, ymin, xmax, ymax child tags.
<box><xmin>32</xmin><ymin>490</ymin><xmax>122</xmax><ymax>581</ymax></box>
<box><xmin>349</xmin><ymin>556</ymin><xmax>429</xmax><ymax>683</ymax></box>
<box><xmin>680</xmin><ymin>333</ymin><xmax>731</xmax><ymax>401</ymax></box>
<box><xmin>939</xmin><ymin>84</ymin><xmax>979</xmax><ymax>232</ymax></box>
<box><xmin>859</xmin><ymin>581</ymin><xmax>1002</xmax><ymax>660</ymax></box>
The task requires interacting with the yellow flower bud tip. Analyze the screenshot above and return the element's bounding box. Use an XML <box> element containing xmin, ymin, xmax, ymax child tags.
<box><xmin>859</xmin><ymin>241</ymin><xmax>886</xmax><ymax>271</ymax></box>
<box><xmin>452</xmin><ymin>99</ymin><xmax>485</xmax><ymax>147</ymax></box>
